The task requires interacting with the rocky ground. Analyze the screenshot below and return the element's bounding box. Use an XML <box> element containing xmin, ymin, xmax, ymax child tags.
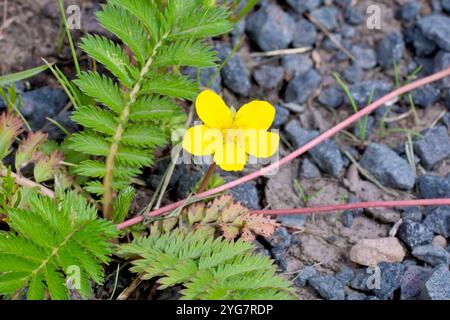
<box><xmin>1</xmin><ymin>0</ymin><xmax>450</xmax><ymax>300</ymax></box>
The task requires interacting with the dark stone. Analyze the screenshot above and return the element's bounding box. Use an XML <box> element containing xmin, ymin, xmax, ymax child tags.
<box><xmin>174</xmin><ymin>167</ymin><xmax>202</xmax><ymax>199</ymax></box>
<box><xmin>184</xmin><ymin>67</ymin><xmax>221</xmax><ymax>93</ymax></box>
<box><xmin>246</xmin><ymin>4</ymin><xmax>295</xmax><ymax>51</ymax></box>
<box><xmin>401</xmin><ymin>207</ymin><xmax>423</xmax><ymax>222</ymax></box>
<box><xmin>229</xmin><ymin>183</ymin><xmax>260</xmax><ymax>210</ymax></box>
<box><xmin>270</xmin><ymin>227</ymin><xmax>292</xmax><ymax>249</ymax></box>
<box><xmin>432</xmin><ymin>0</ymin><xmax>443</xmax><ymax>11</ymax></box>
<box><xmin>445</xmin><ymin>93</ymin><xmax>450</xmax><ymax>110</ymax></box>
<box><xmin>321</xmin><ymin>33</ymin><xmax>343</xmax><ymax>51</ymax></box>
<box><xmin>360</xmin><ymin>143</ymin><xmax>416</xmax><ymax>190</ymax></box>
<box><xmin>398</xmin><ymin>221</ymin><xmax>434</xmax><ymax>250</ymax></box>
<box><xmin>346</xmin><ymin>292</ymin><xmax>368</xmax><ymax>300</ymax></box>
<box><xmin>350</xmin><ymin>262</ymin><xmax>405</xmax><ymax>299</ymax></box>
<box><xmin>253</xmin><ymin>65</ymin><xmax>284</xmax><ymax>89</ymax></box>
<box><xmin>396</xmin><ymin>2</ymin><xmax>421</xmax><ymax>22</ymax></box>
<box><xmin>273</xmin><ymin>104</ymin><xmax>290</xmax><ymax>128</ymax></box>
<box><xmin>277</xmin><ymin>214</ymin><xmax>306</xmax><ymax>229</ymax></box>
<box><xmin>282</xmin><ymin>54</ymin><xmax>313</xmax><ymax>79</ymax></box>
<box><xmin>422</xmin><ymin>264</ymin><xmax>450</xmax><ymax>299</ymax></box>
<box><xmin>309</xmin><ymin>274</ymin><xmax>346</xmax><ymax>300</ymax></box>
<box><xmin>411</xmin><ymin>84</ymin><xmax>441</xmax><ymax>108</ymax></box>
<box><xmin>343</xmin><ymin>64</ymin><xmax>364</xmax><ymax>84</ymax></box>
<box><xmin>335</xmin><ymin>266</ymin><xmax>355</xmax><ymax>285</ymax></box>
<box><xmin>342</xmin><ymin>211</ymin><xmax>354</xmax><ymax>227</ymax></box>
<box><xmin>418</xmin><ymin>174</ymin><xmax>450</xmax><ymax>199</ymax></box>
<box><xmin>344</xmin><ymin>6</ymin><xmax>364</xmax><ymax>25</ymax></box>
<box><xmin>400</xmin><ymin>265</ymin><xmax>433</xmax><ymax>300</ymax></box>
<box><xmin>292</xmin><ymin>19</ymin><xmax>317</xmax><ymax>48</ymax></box>
<box><xmin>418</xmin><ymin>15</ymin><xmax>450</xmax><ymax>51</ymax></box>
<box><xmin>412</xmin><ymin>244</ymin><xmax>450</xmax><ymax>266</ymax></box>
<box><xmin>286</xmin><ymin>0</ymin><xmax>321</xmax><ymax>14</ymax></box>
<box><xmin>294</xmin><ymin>266</ymin><xmax>317</xmax><ymax>287</ymax></box>
<box><xmin>444</xmin><ymin>0</ymin><xmax>450</xmax><ymax>12</ymax></box>
<box><xmin>423</xmin><ymin>206</ymin><xmax>450</xmax><ymax>237</ymax></box>
<box><xmin>310</xmin><ymin>7</ymin><xmax>339</xmax><ymax>31</ymax></box>
<box><xmin>414</xmin><ymin>126</ymin><xmax>450</xmax><ymax>170</ymax></box>
<box><xmin>285</xmin><ymin>120</ymin><xmax>319</xmax><ymax>149</ymax></box>
<box><xmin>299</xmin><ymin>158</ymin><xmax>321</xmax><ymax>179</ymax></box>
<box><xmin>351</xmin><ymin>45</ymin><xmax>377</xmax><ymax>70</ymax></box>
<box><xmin>215</xmin><ymin>44</ymin><xmax>251</xmax><ymax>96</ymax></box>
<box><xmin>434</xmin><ymin>51</ymin><xmax>450</xmax><ymax>88</ymax></box>
<box><xmin>376</xmin><ymin>31</ymin><xmax>405</xmax><ymax>69</ymax></box>
<box><xmin>348</xmin><ymin>81</ymin><xmax>393</xmax><ymax>108</ymax></box>
<box><xmin>353</xmin><ymin>116</ymin><xmax>374</xmax><ymax>140</ymax></box>
<box><xmin>404</xmin><ymin>26</ymin><xmax>437</xmax><ymax>57</ymax></box>
<box><xmin>341</xmin><ymin>24</ymin><xmax>356</xmax><ymax>38</ymax></box>
<box><xmin>285</xmin><ymin>69</ymin><xmax>322</xmax><ymax>104</ymax></box>
<box><xmin>318</xmin><ymin>87</ymin><xmax>343</xmax><ymax>108</ymax></box>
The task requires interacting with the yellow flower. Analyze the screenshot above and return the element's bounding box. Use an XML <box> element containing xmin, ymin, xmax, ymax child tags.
<box><xmin>182</xmin><ymin>90</ymin><xmax>280</xmax><ymax>171</ymax></box>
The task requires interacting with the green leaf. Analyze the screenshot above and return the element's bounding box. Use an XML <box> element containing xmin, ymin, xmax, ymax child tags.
<box><xmin>71</xmin><ymin>105</ymin><xmax>118</xmax><ymax>136</ymax></box>
<box><xmin>113</xmin><ymin>186</ymin><xmax>135</xmax><ymax>223</ymax></box>
<box><xmin>154</xmin><ymin>41</ymin><xmax>217</xmax><ymax>68</ymax></box>
<box><xmin>0</xmin><ymin>64</ymin><xmax>50</xmax><ymax>86</ymax></box>
<box><xmin>129</xmin><ymin>96</ymin><xmax>182</xmax><ymax>121</ymax></box>
<box><xmin>142</xmin><ymin>74</ymin><xmax>199</xmax><ymax>100</ymax></box>
<box><xmin>69</xmin><ymin>132</ymin><xmax>110</xmax><ymax>157</ymax></box>
<box><xmin>121</xmin><ymin>126</ymin><xmax>167</xmax><ymax>148</ymax></box>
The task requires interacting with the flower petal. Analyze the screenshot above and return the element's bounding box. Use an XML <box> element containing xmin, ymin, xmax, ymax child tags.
<box><xmin>214</xmin><ymin>142</ymin><xmax>247</xmax><ymax>171</ymax></box>
<box><xmin>233</xmin><ymin>100</ymin><xmax>275</xmax><ymax>130</ymax></box>
<box><xmin>245</xmin><ymin>130</ymin><xmax>280</xmax><ymax>158</ymax></box>
<box><xmin>196</xmin><ymin>90</ymin><xmax>233</xmax><ymax>129</ymax></box>
<box><xmin>182</xmin><ymin>125</ymin><xmax>222</xmax><ymax>156</ymax></box>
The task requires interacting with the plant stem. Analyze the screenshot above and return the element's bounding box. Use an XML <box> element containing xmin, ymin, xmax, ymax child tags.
<box><xmin>197</xmin><ymin>162</ymin><xmax>217</xmax><ymax>194</ymax></box>
<box><xmin>117</xmin><ymin>66</ymin><xmax>450</xmax><ymax>230</ymax></box>
<box><xmin>250</xmin><ymin>198</ymin><xmax>450</xmax><ymax>216</ymax></box>
<box><xmin>0</xmin><ymin>168</ymin><xmax>54</xmax><ymax>198</ymax></box>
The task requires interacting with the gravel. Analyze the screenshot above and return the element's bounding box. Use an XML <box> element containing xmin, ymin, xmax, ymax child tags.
<box><xmin>299</xmin><ymin>158</ymin><xmax>321</xmax><ymax>179</ymax></box>
<box><xmin>272</xmin><ymin>104</ymin><xmax>290</xmax><ymax>128</ymax></box>
<box><xmin>215</xmin><ymin>44</ymin><xmax>251</xmax><ymax>96</ymax></box>
<box><xmin>398</xmin><ymin>221</ymin><xmax>434</xmax><ymax>250</ymax></box>
<box><xmin>423</xmin><ymin>206</ymin><xmax>450</xmax><ymax>238</ymax></box>
<box><xmin>401</xmin><ymin>207</ymin><xmax>424</xmax><ymax>223</ymax></box>
<box><xmin>344</xmin><ymin>6</ymin><xmax>364</xmax><ymax>25</ymax></box>
<box><xmin>360</xmin><ymin>143</ymin><xmax>416</xmax><ymax>190</ymax></box>
<box><xmin>229</xmin><ymin>183</ymin><xmax>260</xmax><ymax>210</ymax></box>
<box><xmin>343</xmin><ymin>64</ymin><xmax>364</xmax><ymax>84</ymax></box>
<box><xmin>434</xmin><ymin>51</ymin><xmax>450</xmax><ymax>88</ymax></box>
<box><xmin>348</xmin><ymin>81</ymin><xmax>393</xmax><ymax>108</ymax></box>
<box><xmin>418</xmin><ymin>174</ymin><xmax>450</xmax><ymax>199</ymax></box>
<box><xmin>412</xmin><ymin>244</ymin><xmax>450</xmax><ymax>266</ymax></box>
<box><xmin>422</xmin><ymin>264</ymin><xmax>450</xmax><ymax>300</ymax></box>
<box><xmin>400</xmin><ymin>265</ymin><xmax>432</xmax><ymax>300</ymax></box>
<box><xmin>335</xmin><ymin>266</ymin><xmax>355</xmax><ymax>285</ymax></box>
<box><xmin>310</xmin><ymin>7</ymin><xmax>339</xmax><ymax>31</ymax></box>
<box><xmin>376</xmin><ymin>31</ymin><xmax>405</xmax><ymax>69</ymax></box>
<box><xmin>285</xmin><ymin>69</ymin><xmax>322</xmax><ymax>104</ymax></box>
<box><xmin>396</xmin><ymin>2</ymin><xmax>421</xmax><ymax>22</ymax></box>
<box><xmin>292</xmin><ymin>19</ymin><xmax>317</xmax><ymax>48</ymax></box>
<box><xmin>282</xmin><ymin>54</ymin><xmax>313</xmax><ymax>79</ymax></box>
<box><xmin>414</xmin><ymin>126</ymin><xmax>450</xmax><ymax>170</ymax></box>
<box><xmin>285</xmin><ymin>0</ymin><xmax>321</xmax><ymax>14</ymax></box>
<box><xmin>246</xmin><ymin>4</ymin><xmax>295</xmax><ymax>51</ymax></box>
<box><xmin>253</xmin><ymin>65</ymin><xmax>284</xmax><ymax>89</ymax></box>
<box><xmin>309</xmin><ymin>274</ymin><xmax>346</xmax><ymax>300</ymax></box>
<box><xmin>318</xmin><ymin>87</ymin><xmax>343</xmax><ymax>108</ymax></box>
<box><xmin>404</xmin><ymin>26</ymin><xmax>437</xmax><ymax>57</ymax></box>
<box><xmin>411</xmin><ymin>84</ymin><xmax>441</xmax><ymax>108</ymax></box>
<box><xmin>294</xmin><ymin>265</ymin><xmax>317</xmax><ymax>287</ymax></box>
<box><xmin>353</xmin><ymin>116</ymin><xmax>374</xmax><ymax>140</ymax></box>
<box><xmin>351</xmin><ymin>45</ymin><xmax>377</xmax><ymax>70</ymax></box>
<box><xmin>418</xmin><ymin>14</ymin><xmax>450</xmax><ymax>51</ymax></box>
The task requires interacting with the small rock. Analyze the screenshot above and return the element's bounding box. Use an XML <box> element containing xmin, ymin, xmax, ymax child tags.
<box><xmin>418</xmin><ymin>174</ymin><xmax>450</xmax><ymax>199</ymax></box>
<box><xmin>351</xmin><ymin>45</ymin><xmax>377</xmax><ymax>70</ymax></box>
<box><xmin>272</xmin><ymin>104</ymin><xmax>290</xmax><ymax>128</ymax></box>
<box><xmin>434</xmin><ymin>51</ymin><xmax>450</xmax><ymax>88</ymax></box>
<box><xmin>174</xmin><ymin>168</ymin><xmax>202</xmax><ymax>199</ymax></box>
<box><xmin>310</xmin><ymin>7</ymin><xmax>339</xmax><ymax>31</ymax></box>
<box><xmin>444</xmin><ymin>0</ymin><xmax>450</xmax><ymax>12</ymax></box>
<box><xmin>282</xmin><ymin>54</ymin><xmax>313</xmax><ymax>79</ymax></box>
<box><xmin>422</xmin><ymin>264</ymin><xmax>450</xmax><ymax>300</ymax></box>
<box><xmin>418</xmin><ymin>14</ymin><xmax>450</xmax><ymax>51</ymax></box>
<box><xmin>285</xmin><ymin>69</ymin><xmax>322</xmax><ymax>103</ymax></box>
<box><xmin>310</xmin><ymin>140</ymin><xmax>344</xmax><ymax>177</ymax></box>
<box><xmin>318</xmin><ymin>87</ymin><xmax>343</xmax><ymax>108</ymax></box>
<box><xmin>350</xmin><ymin>237</ymin><xmax>406</xmax><ymax>266</ymax></box>
<box><xmin>411</xmin><ymin>84</ymin><xmax>441</xmax><ymax>108</ymax></box>
<box><xmin>246</xmin><ymin>4</ymin><xmax>295</xmax><ymax>51</ymax></box>
<box><xmin>344</xmin><ymin>6</ymin><xmax>364</xmax><ymax>25</ymax></box>
<box><xmin>423</xmin><ymin>206</ymin><xmax>450</xmax><ymax>237</ymax></box>
<box><xmin>286</xmin><ymin>0</ymin><xmax>321</xmax><ymax>14</ymax></box>
<box><xmin>335</xmin><ymin>266</ymin><xmax>355</xmax><ymax>285</ymax></box>
<box><xmin>404</xmin><ymin>26</ymin><xmax>437</xmax><ymax>57</ymax></box>
<box><xmin>253</xmin><ymin>65</ymin><xmax>284</xmax><ymax>89</ymax></box>
<box><xmin>346</xmin><ymin>292</ymin><xmax>368</xmax><ymax>300</ymax></box>
<box><xmin>321</xmin><ymin>34</ymin><xmax>343</xmax><ymax>51</ymax></box>
<box><xmin>299</xmin><ymin>158</ymin><xmax>321</xmax><ymax>179</ymax></box>
<box><xmin>282</xmin><ymin>102</ymin><xmax>305</xmax><ymax>113</ymax></box>
<box><xmin>412</xmin><ymin>244</ymin><xmax>450</xmax><ymax>266</ymax></box>
<box><xmin>229</xmin><ymin>183</ymin><xmax>260</xmax><ymax>209</ymax></box>
<box><xmin>414</xmin><ymin>126</ymin><xmax>450</xmax><ymax>170</ymax></box>
<box><xmin>360</xmin><ymin>143</ymin><xmax>416</xmax><ymax>190</ymax></box>
<box><xmin>400</xmin><ymin>207</ymin><xmax>423</xmax><ymax>222</ymax></box>
<box><xmin>184</xmin><ymin>66</ymin><xmax>222</xmax><ymax>93</ymax></box>
<box><xmin>349</xmin><ymin>81</ymin><xmax>393</xmax><ymax>108</ymax></box>
<box><xmin>277</xmin><ymin>215</ymin><xmax>306</xmax><ymax>229</ymax></box>
<box><xmin>215</xmin><ymin>44</ymin><xmax>251</xmax><ymax>96</ymax></box>
<box><xmin>396</xmin><ymin>2</ymin><xmax>421</xmax><ymax>22</ymax></box>
<box><xmin>284</xmin><ymin>120</ymin><xmax>319</xmax><ymax>149</ymax></box>
<box><xmin>309</xmin><ymin>274</ymin><xmax>346</xmax><ymax>300</ymax></box>
<box><xmin>433</xmin><ymin>235</ymin><xmax>448</xmax><ymax>248</ymax></box>
<box><xmin>343</xmin><ymin>64</ymin><xmax>364</xmax><ymax>84</ymax></box>
<box><xmin>270</xmin><ymin>227</ymin><xmax>292</xmax><ymax>249</ymax></box>
<box><xmin>445</xmin><ymin>93</ymin><xmax>450</xmax><ymax>110</ymax></box>
<box><xmin>400</xmin><ymin>265</ymin><xmax>432</xmax><ymax>300</ymax></box>
<box><xmin>292</xmin><ymin>19</ymin><xmax>317</xmax><ymax>48</ymax></box>
<box><xmin>398</xmin><ymin>221</ymin><xmax>434</xmax><ymax>250</ymax></box>
<box><xmin>294</xmin><ymin>266</ymin><xmax>317</xmax><ymax>287</ymax></box>
<box><xmin>342</xmin><ymin>210</ymin><xmax>354</xmax><ymax>227</ymax></box>
<box><xmin>341</xmin><ymin>24</ymin><xmax>357</xmax><ymax>38</ymax></box>
<box><xmin>432</xmin><ymin>0</ymin><xmax>443</xmax><ymax>11</ymax></box>
<box><xmin>350</xmin><ymin>262</ymin><xmax>405</xmax><ymax>299</ymax></box>
<box><xmin>376</xmin><ymin>31</ymin><xmax>405</xmax><ymax>69</ymax></box>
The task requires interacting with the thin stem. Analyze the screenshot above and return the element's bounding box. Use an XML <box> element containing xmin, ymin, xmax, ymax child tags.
<box><xmin>197</xmin><ymin>162</ymin><xmax>217</xmax><ymax>194</ymax></box>
<box><xmin>116</xmin><ymin>66</ymin><xmax>450</xmax><ymax>230</ymax></box>
<box><xmin>0</xmin><ymin>168</ymin><xmax>54</xmax><ymax>198</ymax></box>
<box><xmin>251</xmin><ymin>199</ymin><xmax>450</xmax><ymax>216</ymax></box>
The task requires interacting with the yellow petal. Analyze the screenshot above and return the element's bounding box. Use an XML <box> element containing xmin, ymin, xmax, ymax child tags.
<box><xmin>245</xmin><ymin>130</ymin><xmax>280</xmax><ymax>158</ymax></box>
<box><xmin>195</xmin><ymin>90</ymin><xmax>233</xmax><ymax>129</ymax></box>
<box><xmin>214</xmin><ymin>141</ymin><xmax>247</xmax><ymax>171</ymax></box>
<box><xmin>233</xmin><ymin>100</ymin><xmax>275</xmax><ymax>130</ymax></box>
<box><xmin>182</xmin><ymin>125</ymin><xmax>222</xmax><ymax>156</ymax></box>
